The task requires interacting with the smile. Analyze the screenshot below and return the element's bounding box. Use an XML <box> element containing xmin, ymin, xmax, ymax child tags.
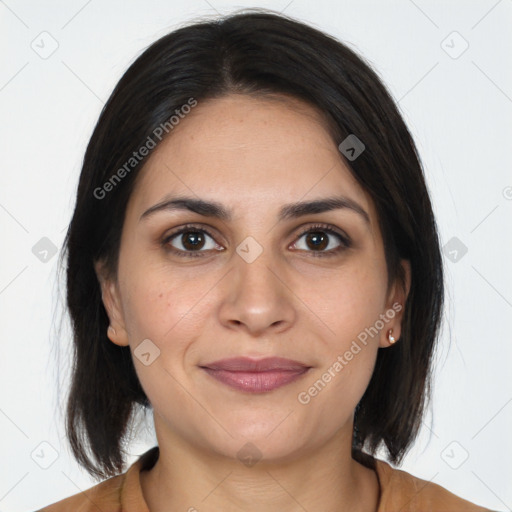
<box><xmin>200</xmin><ymin>367</ymin><xmax>311</xmax><ymax>393</ymax></box>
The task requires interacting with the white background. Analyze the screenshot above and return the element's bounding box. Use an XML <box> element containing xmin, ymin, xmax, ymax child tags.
<box><xmin>1</xmin><ymin>1</ymin><xmax>511</xmax><ymax>511</ymax></box>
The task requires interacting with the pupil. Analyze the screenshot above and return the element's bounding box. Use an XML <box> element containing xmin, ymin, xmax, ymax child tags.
<box><xmin>307</xmin><ymin>232</ymin><xmax>327</xmax><ymax>250</ymax></box>
<box><xmin>183</xmin><ymin>232</ymin><xmax>204</xmax><ymax>250</ymax></box>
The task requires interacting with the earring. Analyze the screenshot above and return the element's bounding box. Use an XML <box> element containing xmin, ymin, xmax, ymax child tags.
<box><xmin>108</xmin><ymin>325</ymin><xmax>117</xmax><ymax>336</ymax></box>
<box><xmin>387</xmin><ymin>329</ymin><xmax>396</xmax><ymax>345</ymax></box>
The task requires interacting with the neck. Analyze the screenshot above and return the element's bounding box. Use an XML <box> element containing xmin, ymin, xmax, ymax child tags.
<box><xmin>140</xmin><ymin>423</ymin><xmax>380</xmax><ymax>512</ymax></box>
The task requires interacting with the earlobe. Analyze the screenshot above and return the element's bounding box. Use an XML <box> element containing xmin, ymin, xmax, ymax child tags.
<box><xmin>386</xmin><ymin>328</ymin><xmax>397</xmax><ymax>345</ymax></box>
<box><xmin>94</xmin><ymin>260</ymin><xmax>130</xmax><ymax>347</ymax></box>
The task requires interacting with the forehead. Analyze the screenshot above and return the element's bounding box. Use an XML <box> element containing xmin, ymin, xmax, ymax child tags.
<box><xmin>127</xmin><ymin>94</ymin><xmax>374</xmax><ymax>224</ymax></box>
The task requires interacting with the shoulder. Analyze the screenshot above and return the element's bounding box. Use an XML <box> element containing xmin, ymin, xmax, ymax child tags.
<box><xmin>374</xmin><ymin>459</ymin><xmax>494</xmax><ymax>512</ymax></box>
<box><xmin>36</xmin><ymin>446</ymin><xmax>158</xmax><ymax>512</ymax></box>
<box><xmin>36</xmin><ymin>473</ymin><xmax>124</xmax><ymax>512</ymax></box>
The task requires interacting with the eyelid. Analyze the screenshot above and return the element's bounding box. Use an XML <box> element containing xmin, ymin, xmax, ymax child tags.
<box><xmin>293</xmin><ymin>222</ymin><xmax>351</xmax><ymax>246</ymax></box>
<box><xmin>161</xmin><ymin>222</ymin><xmax>351</xmax><ymax>257</ymax></box>
<box><xmin>161</xmin><ymin>223</ymin><xmax>223</xmax><ymax>256</ymax></box>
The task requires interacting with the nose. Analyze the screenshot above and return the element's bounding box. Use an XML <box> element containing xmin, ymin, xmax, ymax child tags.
<box><xmin>217</xmin><ymin>247</ymin><xmax>296</xmax><ymax>337</ymax></box>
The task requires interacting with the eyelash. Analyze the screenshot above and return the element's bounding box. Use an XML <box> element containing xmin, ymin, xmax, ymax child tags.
<box><xmin>161</xmin><ymin>223</ymin><xmax>352</xmax><ymax>259</ymax></box>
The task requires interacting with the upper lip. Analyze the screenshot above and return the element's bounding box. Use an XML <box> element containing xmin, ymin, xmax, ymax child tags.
<box><xmin>200</xmin><ymin>357</ymin><xmax>310</xmax><ymax>372</ymax></box>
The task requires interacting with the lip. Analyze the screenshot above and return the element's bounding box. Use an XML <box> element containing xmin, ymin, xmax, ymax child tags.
<box><xmin>200</xmin><ymin>357</ymin><xmax>311</xmax><ymax>393</ymax></box>
<box><xmin>202</xmin><ymin>357</ymin><xmax>309</xmax><ymax>372</ymax></box>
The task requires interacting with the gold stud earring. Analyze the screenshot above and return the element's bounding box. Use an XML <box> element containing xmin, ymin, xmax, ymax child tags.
<box><xmin>387</xmin><ymin>329</ymin><xmax>396</xmax><ymax>345</ymax></box>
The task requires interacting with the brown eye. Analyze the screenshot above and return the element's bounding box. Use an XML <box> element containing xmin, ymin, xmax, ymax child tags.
<box><xmin>163</xmin><ymin>226</ymin><xmax>222</xmax><ymax>257</ymax></box>
<box><xmin>304</xmin><ymin>231</ymin><xmax>329</xmax><ymax>251</ymax></box>
<box><xmin>178</xmin><ymin>231</ymin><xmax>207</xmax><ymax>251</ymax></box>
<box><xmin>292</xmin><ymin>224</ymin><xmax>351</xmax><ymax>257</ymax></box>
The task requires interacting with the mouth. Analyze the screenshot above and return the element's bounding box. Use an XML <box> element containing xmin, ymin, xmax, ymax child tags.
<box><xmin>199</xmin><ymin>357</ymin><xmax>312</xmax><ymax>393</ymax></box>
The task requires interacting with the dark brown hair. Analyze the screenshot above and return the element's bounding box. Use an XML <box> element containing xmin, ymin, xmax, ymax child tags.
<box><xmin>59</xmin><ymin>8</ymin><xmax>444</xmax><ymax>480</ymax></box>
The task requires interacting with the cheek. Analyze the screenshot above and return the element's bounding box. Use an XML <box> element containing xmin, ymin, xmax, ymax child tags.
<box><xmin>316</xmin><ymin>258</ymin><xmax>388</xmax><ymax>341</ymax></box>
<box><xmin>118</xmin><ymin>261</ymin><xmax>222</xmax><ymax>404</ymax></box>
<box><xmin>301</xmin><ymin>260</ymin><xmax>385</xmax><ymax>407</ymax></box>
<box><xmin>309</xmin><ymin>349</ymin><xmax>378</xmax><ymax>438</ymax></box>
<box><xmin>120</xmin><ymin>260</ymin><xmax>212</xmax><ymax>343</ymax></box>
<box><xmin>299</xmin><ymin>310</ymin><xmax>380</xmax><ymax>434</ymax></box>
<box><xmin>119</xmin><ymin>272</ymin><xmax>208</xmax><ymax>408</ymax></box>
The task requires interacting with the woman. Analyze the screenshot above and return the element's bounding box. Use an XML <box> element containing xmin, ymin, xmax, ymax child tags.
<box><xmin>39</xmin><ymin>9</ymin><xmax>494</xmax><ymax>512</ymax></box>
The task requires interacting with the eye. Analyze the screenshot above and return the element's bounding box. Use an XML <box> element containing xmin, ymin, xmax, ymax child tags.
<box><xmin>161</xmin><ymin>223</ymin><xmax>351</xmax><ymax>259</ymax></box>
<box><xmin>162</xmin><ymin>225</ymin><xmax>223</xmax><ymax>258</ymax></box>
<box><xmin>291</xmin><ymin>223</ymin><xmax>351</xmax><ymax>257</ymax></box>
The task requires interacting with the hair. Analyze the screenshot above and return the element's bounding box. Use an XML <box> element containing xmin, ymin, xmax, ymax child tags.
<box><xmin>59</xmin><ymin>8</ymin><xmax>444</xmax><ymax>480</ymax></box>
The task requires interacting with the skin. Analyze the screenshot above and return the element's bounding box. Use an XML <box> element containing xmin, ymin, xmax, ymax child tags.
<box><xmin>96</xmin><ymin>94</ymin><xmax>410</xmax><ymax>512</ymax></box>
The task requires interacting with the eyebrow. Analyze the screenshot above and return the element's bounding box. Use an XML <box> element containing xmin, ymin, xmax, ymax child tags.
<box><xmin>139</xmin><ymin>195</ymin><xmax>370</xmax><ymax>225</ymax></box>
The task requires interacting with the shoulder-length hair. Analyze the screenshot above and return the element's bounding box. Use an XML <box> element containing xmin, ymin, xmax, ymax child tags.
<box><xmin>60</xmin><ymin>9</ymin><xmax>444</xmax><ymax>480</ymax></box>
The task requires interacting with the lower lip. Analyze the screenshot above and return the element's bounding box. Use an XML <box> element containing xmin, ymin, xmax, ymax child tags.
<box><xmin>201</xmin><ymin>367</ymin><xmax>310</xmax><ymax>393</ymax></box>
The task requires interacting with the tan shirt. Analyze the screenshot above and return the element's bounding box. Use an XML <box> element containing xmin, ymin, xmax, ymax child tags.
<box><xmin>37</xmin><ymin>446</ymin><xmax>494</xmax><ymax>511</ymax></box>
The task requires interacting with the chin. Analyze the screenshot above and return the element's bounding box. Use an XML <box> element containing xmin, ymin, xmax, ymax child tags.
<box><xmin>216</xmin><ymin>421</ymin><xmax>312</xmax><ymax>465</ymax></box>
<box><xmin>217</xmin><ymin>436</ymin><xmax>307</xmax><ymax>467</ymax></box>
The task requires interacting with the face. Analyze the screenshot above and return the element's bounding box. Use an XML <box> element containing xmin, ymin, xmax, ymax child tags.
<box><xmin>96</xmin><ymin>94</ymin><xmax>409</xmax><ymax>464</ymax></box>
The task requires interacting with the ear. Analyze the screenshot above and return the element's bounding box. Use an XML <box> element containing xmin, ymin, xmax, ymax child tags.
<box><xmin>94</xmin><ymin>259</ymin><xmax>129</xmax><ymax>347</ymax></box>
<box><xmin>379</xmin><ymin>259</ymin><xmax>411</xmax><ymax>348</ymax></box>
